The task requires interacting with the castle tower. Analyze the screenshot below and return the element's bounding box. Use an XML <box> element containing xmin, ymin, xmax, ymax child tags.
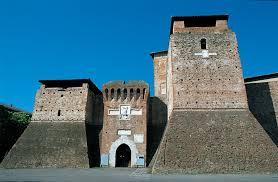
<box><xmin>150</xmin><ymin>50</ymin><xmax>168</xmax><ymax>104</ymax></box>
<box><xmin>100</xmin><ymin>81</ymin><xmax>149</xmax><ymax>168</ymax></box>
<box><xmin>1</xmin><ymin>79</ymin><xmax>102</xmax><ymax>168</ymax></box>
<box><xmin>152</xmin><ymin>15</ymin><xmax>278</xmax><ymax>174</ymax></box>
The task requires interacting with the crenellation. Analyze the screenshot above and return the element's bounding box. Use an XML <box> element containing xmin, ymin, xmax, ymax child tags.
<box><xmin>103</xmin><ymin>81</ymin><xmax>149</xmax><ymax>103</ymax></box>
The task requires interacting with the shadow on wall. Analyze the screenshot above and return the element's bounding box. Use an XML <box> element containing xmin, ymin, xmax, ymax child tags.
<box><xmin>246</xmin><ymin>83</ymin><xmax>278</xmax><ymax>146</ymax></box>
<box><xmin>86</xmin><ymin>95</ymin><xmax>104</xmax><ymax>167</ymax></box>
<box><xmin>0</xmin><ymin>107</ymin><xmax>31</xmax><ymax>163</ymax></box>
<box><xmin>147</xmin><ymin>97</ymin><xmax>168</xmax><ymax>166</ymax></box>
<box><xmin>86</xmin><ymin>124</ymin><xmax>102</xmax><ymax>167</ymax></box>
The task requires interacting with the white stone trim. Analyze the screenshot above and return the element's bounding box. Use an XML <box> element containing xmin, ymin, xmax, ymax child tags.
<box><xmin>107</xmin><ymin>106</ymin><xmax>142</xmax><ymax>119</ymax></box>
<box><xmin>109</xmin><ymin>136</ymin><xmax>138</xmax><ymax>167</ymax></box>
<box><xmin>108</xmin><ymin>109</ymin><xmax>120</xmax><ymax>115</ymax></box>
<box><xmin>130</xmin><ymin>109</ymin><xmax>142</xmax><ymax>115</ymax></box>
<box><xmin>117</xmin><ymin>130</ymin><xmax>131</xmax><ymax>136</ymax></box>
<box><xmin>194</xmin><ymin>50</ymin><xmax>217</xmax><ymax>58</ymax></box>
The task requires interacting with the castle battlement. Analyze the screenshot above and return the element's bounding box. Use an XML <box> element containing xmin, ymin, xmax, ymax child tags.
<box><xmin>103</xmin><ymin>80</ymin><xmax>149</xmax><ymax>102</ymax></box>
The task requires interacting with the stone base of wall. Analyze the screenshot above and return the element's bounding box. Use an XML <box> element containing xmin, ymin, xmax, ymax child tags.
<box><xmin>0</xmin><ymin>121</ymin><xmax>89</xmax><ymax>168</ymax></box>
<box><xmin>152</xmin><ymin>110</ymin><xmax>278</xmax><ymax>174</ymax></box>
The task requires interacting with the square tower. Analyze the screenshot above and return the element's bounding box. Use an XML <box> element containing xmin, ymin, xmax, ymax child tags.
<box><xmin>100</xmin><ymin>81</ymin><xmax>149</xmax><ymax>168</ymax></box>
<box><xmin>167</xmin><ymin>15</ymin><xmax>248</xmax><ymax>115</ymax></box>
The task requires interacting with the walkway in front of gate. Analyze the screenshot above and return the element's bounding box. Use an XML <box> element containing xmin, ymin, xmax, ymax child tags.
<box><xmin>0</xmin><ymin>168</ymin><xmax>277</xmax><ymax>182</ymax></box>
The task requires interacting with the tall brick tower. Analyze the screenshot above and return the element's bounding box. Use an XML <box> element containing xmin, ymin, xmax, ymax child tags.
<box><xmin>152</xmin><ymin>15</ymin><xmax>278</xmax><ymax>174</ymax></box>
<box><xmin>100</xmin><ymin>81</ymin><xmax>149</xmax><ymax>167</ymax></box>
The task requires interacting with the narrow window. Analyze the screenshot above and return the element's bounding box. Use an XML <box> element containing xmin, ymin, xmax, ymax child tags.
<box><xmin>123</xmin><ymin>88</ymin><xmax>127</xmax><ymax>100</ymax></box>
<box><xmin>58</xmin><ymin>110</ymin><xmax>61</xmax><ymax>116</ymax></box>
<box><xmin>111</xmin><ymin>88</ymin><xmax>115</xmax><ymax>100</ymax></box>
<box><xmin>201</xmin><ymin>38</ymin><xmax>206</xmax><ymax>49</ymax></box>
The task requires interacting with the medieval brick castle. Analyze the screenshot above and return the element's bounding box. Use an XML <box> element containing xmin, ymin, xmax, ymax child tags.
<box><xmin>1</xmin><ymin>15</ymin><xmax>278</xmax><ymax>174</ymax></box>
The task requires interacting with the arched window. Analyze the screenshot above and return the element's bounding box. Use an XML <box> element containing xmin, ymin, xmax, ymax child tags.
<box><xmin>117</xmin><ymin>88</ymin><xmax>121</xmax><ymax>100</ymax></box>
<box><xmin>136</xmin><ymin>88</ymin><xmax>140</xmax><ymax>100</ymax></box>
<box><xmin>111</xmin><ymin>88</ymin><xmax>115</xmax><ymax>100</ymax></box>
<box><xmin>130</xmin><ymin>88</ymin><xmax>134</xmax><ymax>100</ymax></box>
<box><xmin>58</xmin><ymin>110</ymin><xmax>61</xmax><ymax>116</ymax></box>
<box><xmin>123</xmin><ymin>88</ymin><xmax>127</xmax><ymax>100</ymax></box>
<box><xmin>201</xmin><ymin>38</ymin><xmax>206</xmax><ymax>49</ymax></box>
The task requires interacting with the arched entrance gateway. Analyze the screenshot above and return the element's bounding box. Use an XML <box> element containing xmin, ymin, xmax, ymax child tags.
<box><xmin>115</xmin><ymin>144</ymin><xmax>131</xmax><ymax>167</ymax></box>
<box><xmin>108</xmin><ymin>136</ymin><xmax>139</xmax><ymax>167</ymax></box>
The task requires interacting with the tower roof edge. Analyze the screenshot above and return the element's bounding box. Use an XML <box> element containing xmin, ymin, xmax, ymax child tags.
<box><xmin>170</xmin><ymin>14</ymin><xmax>229</xmax><ymax>35</ymax></box>
<box><xmin>150</xmin><ymin>50</ymin><xmax>168</xmax><ymax>59</ymax></box>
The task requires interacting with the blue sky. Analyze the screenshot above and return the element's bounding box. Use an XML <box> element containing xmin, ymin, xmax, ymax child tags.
<box><xmin>0</xmin><ymin>0</ymin><xmax>277</xmax><ymax>112</ymax></box>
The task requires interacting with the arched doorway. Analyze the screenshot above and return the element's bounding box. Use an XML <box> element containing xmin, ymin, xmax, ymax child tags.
<box><xmin>109</xmin><ymin>136</ymin><xmax>139</xmax><ymax>167</ymax></box>
<box><xmin>115</xmin><ymin>144</ymin><xmax>131</xmax><ymax>167</ymax></box>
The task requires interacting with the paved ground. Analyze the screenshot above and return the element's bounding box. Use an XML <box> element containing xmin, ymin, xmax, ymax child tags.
<box><xmin>0</xmin><ymin>168</ymin><xmax>278</xmax><ymax>182</ymax></box>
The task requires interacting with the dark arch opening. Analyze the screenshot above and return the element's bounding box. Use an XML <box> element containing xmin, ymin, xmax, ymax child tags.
<box><xmin>201</xmin><ymin>38</ymin><xmax>206</xmax><ymax>49</ymax></box>
<box><xmin>111</xmin><ymin>88</ymin><xmax>115</xmax><ymax>100</ymax></box>
<box><xmin>136</xmin><ymin>88</ymin><xmax>140</xmax><ymax>100</ymax></box>
<box><xmin>115</xmin><ymin>144</ymin><xmax>131</xmax><ymax>167</ymax></box>
<box><xmin>130</xmin><ymin>88</ymin><xmax>134</xmax><ymax>100</ymax></box>
<box><xmin>123</xmin><ymin>88</ymin><xmax>127</xmax><ymax>100</ymax></box>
